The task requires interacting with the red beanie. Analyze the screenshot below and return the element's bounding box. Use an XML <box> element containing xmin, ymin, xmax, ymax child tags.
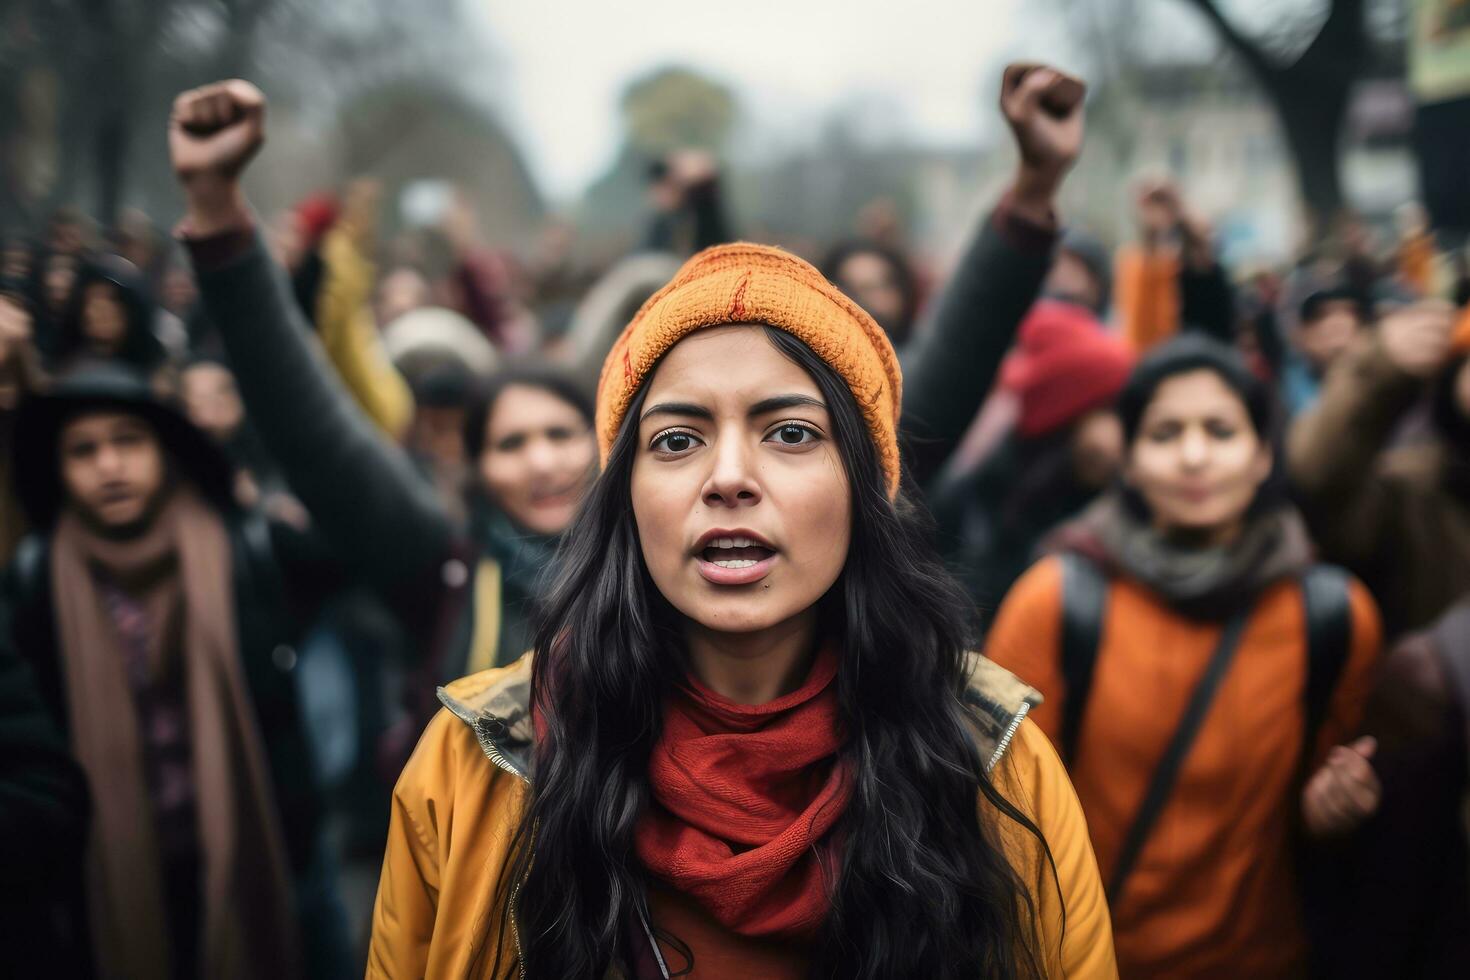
<box><xmin>1001</xmin><ymin>300</ymin><xmax>1135</xmax><ymax>438</ymax></box>
<box><xmin>293</xmin><ymin>193</ymin><xmax>341</xmax><ymax>250</ymax></box>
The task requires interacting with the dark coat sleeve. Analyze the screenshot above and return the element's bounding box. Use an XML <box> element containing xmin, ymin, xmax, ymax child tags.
<box><xmin>0</xmin><ymin>638</ymin><xmax>88</xmax><ymax>882</ymax></box>
<box><xmin>899</xmin><ymin>202</ymin><xmax>1057</xmax><ymax>491</ymax></box>
<box><xmin>190</xmin><ymin>232</ymin><xmax>455</xmax><ymax>590</ymax></box>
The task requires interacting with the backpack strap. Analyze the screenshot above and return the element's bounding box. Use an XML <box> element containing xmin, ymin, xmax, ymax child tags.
<box><xmin>1300</xmin><ymin>564</ymin><xmax>1353</xmax><ymax>767</ymax></box>
<box><xmin>1058</xmin><ymin>552</ymin><xmax>1108</xmax><ymax>766</ymax></box>
<box><xmin>1109</xmin><ymin>603</ymin><xmax>1252</xmax><ymax>901</ymax></box>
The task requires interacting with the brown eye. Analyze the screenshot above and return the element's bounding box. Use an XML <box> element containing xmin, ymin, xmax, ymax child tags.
<box><xmin>766</xmin><ymin>423</ymin><xmax>818</xmax><ymax>447</ymax></box>
<box><xmin>651</xmin><ymin>429</ymin><xmax>701</xmax><ymax>455</ymax></box>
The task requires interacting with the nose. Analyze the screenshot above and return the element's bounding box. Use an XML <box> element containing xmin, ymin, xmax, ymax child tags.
<box><xmin>523</xmin><ymin>435</ymin><xmax>560</xmax><ymax>476</ymax></box>
<box><xmin>93</xmin><ymin>442</ymin><xmax>125</xmax><ymax>477</ymax></box>
<box><xmin>701</xmin><ymin>434</ymin><xmax>762</xmax><ymax>508</ymax></box>
<box><xmin>1179</xmin><ymin>427</ymin><xmax>1209</xmax><ymax>469</ymax></box>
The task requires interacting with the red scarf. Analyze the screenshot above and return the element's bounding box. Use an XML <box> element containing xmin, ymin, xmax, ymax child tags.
<box><xmin>635</xmin><ymin>646</ymin><xmax>851</xmax><ymax>940</ymax></box>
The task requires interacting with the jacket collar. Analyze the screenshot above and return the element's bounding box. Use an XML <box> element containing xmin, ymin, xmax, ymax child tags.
<box><xmin>437</xmin><ymin>651</ymin><xmax>1042</xmax><ymax>782</ymax></box>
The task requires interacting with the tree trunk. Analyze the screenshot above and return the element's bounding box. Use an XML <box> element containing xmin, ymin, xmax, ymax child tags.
<box><xmin>1263</xmin><ymin>74</ymin><xmax>1352</xmax><ymax>234</ymax></box>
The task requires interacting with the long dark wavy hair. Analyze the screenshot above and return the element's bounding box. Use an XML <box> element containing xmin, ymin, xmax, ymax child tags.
<box><xmin>484</xmin><ymin>326</ymin><xmax>1052</xmax><ymax>979</ymax></box>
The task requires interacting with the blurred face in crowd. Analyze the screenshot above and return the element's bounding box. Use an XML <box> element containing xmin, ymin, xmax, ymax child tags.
<box><xmin>1044</xmin><ymin>251</ymin><xmax>1103</xmax><ymax>312</ymax></box>
<box><xmin>1126</xmin><ymin>369</ymin><xmax>1270</xmax><ymax>542</ymax></box>
<box><xmin>81</xmin><ymin>281</ymin><xmax>129</xmax><ymax>353</ymax></box>
<box><xmin>377</xmin><ymin>267</ymin><xmax>431</xmax><ymax>325</ymax></box>
<box><xmin>1070</xmin><ymin>408</ymin><xmax>1124</xmax><ymax>488</ymax></box>
<box><xmin>181</xmin><ymin>362</ymin><xmax>245</xmax><ymax>444</ymax></box>
<box><xmin>44</xmin><ymin>255</ymin><xmax>78</xmax><ymax>314</ymax></box>
<box><xmin>161</xmin><ymin>267</ymin><xmax>198</xmax><ymax>316</ymax></box>
<box><xmin>630</xmin><ymin>326</ymin><xmax>851</xmax><ymax>636</ymax></box>
<box><xmin>411</xmin><ymin>404</ymin><xmax>469</xmax><ymax>470</ymax></box>
<box><xmin>1</xmin><ymin>240</ymin><xmax>30</xmax><ymax>281</ymax></box>
<box><xmin>49</xmin><ymin>218</ymin><xmax>85</xmax><ymax>257</ymax></box>
<box><xmin>835</xmin><ymin>251</ymin><xmax>906</xmax><ymax>338</ymax></box>
<box><xmin>1297</xmin><ymin>299</ymin><xmax>1362</xmax><ymax>372</ymax></box>
<box><xmin>478</xmin><ymin>384</ymin><xmax>595</xmax><ymax>535</ymax></box>
<box><xmin>60</xmin><ymin>411</ymin><xmax>167</xmax><ymax>532</ymax></box>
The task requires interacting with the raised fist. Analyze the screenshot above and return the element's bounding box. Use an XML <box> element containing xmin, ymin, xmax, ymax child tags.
<box><xmin>169</xmin><ymin>80</ymin><xmax>266</xmax><ymax>189</ymax></box>
<box><xmin>1001</xmin><ymin>63</ymin><xmax>1086</xmax><ymax>184</ymax></box>
<box><xmin>1379</xmin><ymin>299</ymin><xmax>1457</xmax><ymax>379</ymax></box>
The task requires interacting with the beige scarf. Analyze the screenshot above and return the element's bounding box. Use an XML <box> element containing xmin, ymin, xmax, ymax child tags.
<box><xmin>51</xmin><ymin>486</ymin><xmax>298</xmax><ymax>979</ymax></box>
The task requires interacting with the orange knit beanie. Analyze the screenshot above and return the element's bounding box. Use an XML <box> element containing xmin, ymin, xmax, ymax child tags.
<box><xmin>595</xmin><ymin>242</ymin><xmax>904</xmax><ymax>497</ymax></box>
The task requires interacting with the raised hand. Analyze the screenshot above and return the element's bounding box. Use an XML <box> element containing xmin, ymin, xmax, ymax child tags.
<box><xmin>1379</xmin><ymin>299</ymin><xmax>1458</xmax><ymax>379</ymax></box>
<box><xmin>169</xmin><ymin>80</ymin><xmax>266</xmax><ymax>235</ymax></box>
<box><xmin>1001</xmin><ymin>62</ymin><xmax>1086</xmax><ymax>219</ymax></box>
<box><xmin>1302</xmin><ymin>736</ymin><xmax>1381</xmax><ymax>838</ymax></box>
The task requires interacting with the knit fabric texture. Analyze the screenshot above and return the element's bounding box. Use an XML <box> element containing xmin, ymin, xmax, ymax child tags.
<box><xmin>595</xmin><ymin>242</ymin><xmax>904</xmax><ymax>497</ymax></box>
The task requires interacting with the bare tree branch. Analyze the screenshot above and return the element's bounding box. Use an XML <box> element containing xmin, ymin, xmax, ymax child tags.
<box><xmin>1177</xmin><ymin>0</ymin><xmax>1280</xmax><ymax>81</ymax></box>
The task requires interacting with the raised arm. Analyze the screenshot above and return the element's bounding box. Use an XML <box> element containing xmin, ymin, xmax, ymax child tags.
<box><xmin>901</xmin><ymin>64</ymin><xmax>1083</xmax><ymax>490</ymax></box>
<box><xmin>169</xmin><ymin>80</ymin><xmax>453</xmax><ymax>586</ymax></box>
<box><xmin>1287</xmin><ymin>301</ymin><xmax>1457</xmax><ymax>563</ymax></box>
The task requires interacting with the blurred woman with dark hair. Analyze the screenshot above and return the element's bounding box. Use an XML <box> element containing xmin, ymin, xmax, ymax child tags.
<box><xmin>985</xmin><ymin>335</ymin><xmax>1382</xmax><ymax>979</ymax></box>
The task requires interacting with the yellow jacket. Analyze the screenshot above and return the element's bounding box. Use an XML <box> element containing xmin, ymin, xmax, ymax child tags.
<box><xmin>316</xmin><ymin>224</ymin><xmax>414</xmax><ymax>440</ymax></box>
<box><xmin>367</xmin><ymin>654</ymin><xmax>1117</xmax><ymax>979</ymax></box>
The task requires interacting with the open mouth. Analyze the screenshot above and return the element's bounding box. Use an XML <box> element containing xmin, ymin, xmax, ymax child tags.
<box><xmin>700</xmin><ymin>536</ymin><xmax>777</xmax><ymax>569</ymax></box>
<box><xmin>693</xmin><ymin>532</ymin><xmax>779</xmax><ymax>586</ymax></box>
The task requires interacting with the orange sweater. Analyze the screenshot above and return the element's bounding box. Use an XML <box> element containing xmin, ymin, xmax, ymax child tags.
<box><xmin>984</xmin><ymin>557</ymin><xmax>1380</xmax><ymax>980</ymax></box>
<box><xmin>1114</xmin><ymin>247</ymin><xmax>1180</xmax><ymax>354</ymax></box>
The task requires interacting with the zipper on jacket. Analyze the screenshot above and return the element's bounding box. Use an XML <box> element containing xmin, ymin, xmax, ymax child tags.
<box><xmin>471</xmin><ymin>715</ymin><xmax>528</xmax><ymax>980</ymax></box>
<box><xmin>986</xmin><ymin>701</ymin><xmax>1031</xmax><ymax>773</ymax></box>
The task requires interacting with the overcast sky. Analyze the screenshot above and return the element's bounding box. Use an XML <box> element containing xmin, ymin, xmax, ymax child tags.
<box><xmin>475</xmin><ymin>0</ymin><xmax>1060</xmax><ymax>202</ymax></box>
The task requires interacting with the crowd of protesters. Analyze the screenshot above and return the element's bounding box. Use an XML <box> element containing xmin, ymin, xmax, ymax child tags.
<box><xmin>0</xmin><ymin>58</ymin><xmax>1468</xmax><ymax>980</ymax></box>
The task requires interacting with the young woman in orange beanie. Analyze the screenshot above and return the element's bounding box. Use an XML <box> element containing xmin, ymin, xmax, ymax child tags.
<box><xmin>984</xmin><ymin>335</ymin><xmax>1383</xmax><ymax>979</ymax></box>
<box><xmin>168</xmin><ymin>65</ymin><xmax>1114</xmax><ymax>978</ymax></box>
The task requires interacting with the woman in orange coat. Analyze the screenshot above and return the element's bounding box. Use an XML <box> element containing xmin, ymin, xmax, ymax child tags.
<box><xmin>985</xmin><ymin>335</ymin><xmax>1382</xmax><ymax>979</ymax></box>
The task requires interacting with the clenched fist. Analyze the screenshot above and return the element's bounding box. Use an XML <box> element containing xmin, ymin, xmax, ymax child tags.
<box><xmin>169</xmin><ymin>80</ymin><xmax>266</xmax><ymax>236</ymax></box>
<box><xmin>1000</xmin><ymin>63</ymin><xmax>1086</xmax><ymax>222</ymax></box>
<box><xmin>1302</xmin><ymin>736</ymin><xmax>1381</xmax><ymax>838</ymax></box>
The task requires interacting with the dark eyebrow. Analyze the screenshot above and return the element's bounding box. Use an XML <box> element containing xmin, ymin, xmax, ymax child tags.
<box><xmin>748</xmin><ymin>394</ymin><xmax>826</xmax><ymax>417</ymax></box>
<box><xmin>640</xmin><ymin>402</ymin><xmax>715</xmax><ymax>423</ymax></box>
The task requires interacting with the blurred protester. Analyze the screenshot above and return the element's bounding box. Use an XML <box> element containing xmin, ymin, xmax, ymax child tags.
<box><xmin>0</xmin><ymin>288</ymin><xmax>45</xmax><ymax>562</ymax></box>
<box><xmin>1395</xmin><ymin>201</ymin><xmax>1438</xmax><ymax>297</ymax></box>
<box><xmin>314</xmin><ymin>180</ymin><xmax>414</xmax><ymax>439</ymax></box>
<box><xmin>1044</xmin><ymin>228</ymin><xmax>1112</xmax><ymax>316</ymax></box>
<box><xmin>1288</xmin><ymin>299</ymin><xmax>1464</xmax><ymax>637</ymax></box>
<box><xmin>0</xmin><ymin>638</ymin><xmax>91</xmax><ymax>978</ymax></box>
<box><xmin>56</xmin><ymin>254</ymin><xmax>169</xmax><ymax>374</ymax></box>
<box><xmin>821</xmin><ymin>238</ymin><xmax>922</xmax><ymax>345</ymax></box>
<box><xmin>642</xmin><ymin>148</ymin><xmax>734</xmax><ymax>256</ymax></box>
<box><xmin>2</xmin><ymin>231</ymin><xmax>34</xmax><ymax>283</ymax></box>
<box><xmin>932</xmin><ymin>299</ymin><xmax>1134</xmax><ymax>609</ymax></box>
<box><xmin>402</xmin><ymin>363</ymin><xmax>476</xmax><ymax>524</ymax></box>
<box><xmin>3</xmin><ymin>361</ymin><xmax>358</xmax><ymax>979</ymax></box>
<box><xmin>1280</xmin><ymin>285</ymin><xmax>1368</xmax><ymax>417</ymax></box>
<box><xmin>178</xmin><ymin>354</ymin><xmax>288</xmax><ymax>509</ymax></box>
<box><xmin>112</xmin><ymin>207</ymin><xmax>168</xmax><ymax>290</ymax></box>
<box><xmin>1288</xmin><ymin>299</ymin><xmax>1470</xmax><ymax>978</ymax></box>
<box><xmin>374</xmin><ymin>263</ymin><xmax>432</xmax><ymax>326</ymax></box>
<box><xmin>1115</xmin><ymin>180</ymin><xmax>1235</xmax><ymax>352</ymax></box>
<box><xmin>985</xmin><ymin>336</ymin><xmax>1381</xmax><ymax>979</ymax></box>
